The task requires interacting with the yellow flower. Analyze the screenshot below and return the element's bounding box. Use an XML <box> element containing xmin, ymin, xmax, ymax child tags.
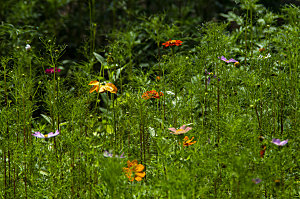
<box><xmin>182</xmin><ymin>136</ymin><xmax>196</xmax><ymax>147</ymax></box>
<box><xmin>88</xmin><ymin>81</ymin><xmax>117</xmax><ymax>94</ymax></box>
<box><xmin>102</xmin><ymin>82</ymin><xmax>118</xmax><ymax>93</ymax></box>
<box><xmin>123</xmin><ymin>160</ymin><xmax>145</xmax><ymax>182</ymax></box>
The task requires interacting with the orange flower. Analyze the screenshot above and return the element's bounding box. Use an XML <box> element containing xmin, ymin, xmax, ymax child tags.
<box><xmin>181</xmin><ymin>136</ymin><xmax>196</xmax><ymax>147</ymax></box>
<box><xmin>88</xmin><ymin>81</ymin><xmax>117</xmax><ymax>94</ymax></box>
<box><xmin>102</xmin><ymin>82</ymin><xmax>118</xmax><ymax>93</ymax></box>
<box><xmin>162</xmin><ymin>39</ymin><xmax>183</xmax><ymax>48</ymax></box>
<box><xmin>142</xmin><ymin>90</ymin><xmax>163</xmax><ymax>99</ymax></box>
<box><xmin>123</xmin><ymin>160</ymin><xmax>145</xmax><ymax>182</ymax></box>
<box><xmin>259</xmin><ymin>47</ymin><xmax>265</xmax><ymax>52</ymax></box>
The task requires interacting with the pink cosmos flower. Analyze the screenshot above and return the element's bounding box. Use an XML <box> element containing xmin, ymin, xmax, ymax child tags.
<box><xmin>32</xmin><ymin>130</ymin><xmax>60</xmax><ymax>138</ymax></box>
<box><xmin>168</xmin><ymin>125</ymin><xmax>192</xmax><ymax>135</ymax></box>
<box><xmin>271</xmin><ymin>138</ymin><xmax>288</xmax><ymax>146</ymax></box>
<box><xmin>219</xmin><ymin>56</ymin><xmax>237</xmax><ymax>63</ymax></box>
<box><xmin>45</xmin><ymin>68</ymin><xmax>61</xmax><ymax>74</ymax></box>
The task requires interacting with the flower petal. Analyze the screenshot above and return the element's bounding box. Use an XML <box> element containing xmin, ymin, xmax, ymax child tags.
<box><xmin>89</xmin><ymin>85</ymin><xmax>99</xmax><ymax>93</ymax></box>
<box><xmin>228</xmin><ymin>58</ymin><xmax>237</xmax><ymax>63</ymax></box>
<box><xmin>179</xmin><ymin>125</ymin><xmax>186</xmax><ymax>130</ymax></box>
<box><xmin>135</xmin><ymin>172</ymin><xmax>146</xmax><ymax>178</ymax></box>
<box><xmin>184</xmin><ymin>127</ymin><xmax>192</xmax><ymax>132</ymax></box>
<box><xmin>32</xmin><ymin>132</ymin><xmax>45</xmax><ymax>138</ymax></box>
<box><xmin>98</xmin><ymin>86</ymin><xmax>106</xmax><ymax>93</ymax></box>
<box><xmin>104</xmin><ymin>83</ymin><xmax>118</xmax><ymax>93</ymax></box>
<box><xmin>168</xmin><ymin>128</ymin><xmax>177</xmax><ymax>133</ymax></box>
<box><xmin>280</xmin><ymin>139</ymin><xmax>288</xmax><ymax>146</ymax></box>
<box><xmin>88</xmin><ymin>81</ymin><xmax>100</xmax><ymax>85</ymax></box>
<box><xmin>135</xmin><ymin>164</ymin><xmax>145</xmax><ymax>172</ymax></box>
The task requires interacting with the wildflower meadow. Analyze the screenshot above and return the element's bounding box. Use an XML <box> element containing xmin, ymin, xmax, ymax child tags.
<box><xmin>0</xmin><ymin>0</ymin><xmax>299</xmax><ymax>198</ymax></box>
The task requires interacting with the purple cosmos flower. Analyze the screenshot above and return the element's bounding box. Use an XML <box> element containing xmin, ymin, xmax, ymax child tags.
<box><xmin>271</xmin><ymin>138</ymin><xmax>288</xmax><ymax>146</ymax></box>
<box><xmin>32</xmin><ymin>130</ymin><xmax>60</xmax><ymax>138</ymax></box>
<box><xmin>168</xmin><ymin>125</ymin><xmax>192</xmax><ymax>135</ymax></box>
<box><xmin>103</xmin><ymin>151</ymin><xmax>125</xmax><ymax>158</ymax></box>
<box><xmin>45</xmin><ymin>68</ymin><xmax>61</xmax><ymax>74</ymax></box>
<box><xmin>208</xmin><ymin>76</ymin><xmax>211</xmax><ymax>85</ymax></box>
<box><xmin>219</xmin><ymin>56</ymin><xmax>237</xmax><ymax>63</ymax></box>
<box><xmin>252</xmin><ymin>178</ymin><xmax>262</xmax><ymax>184</ymax></box>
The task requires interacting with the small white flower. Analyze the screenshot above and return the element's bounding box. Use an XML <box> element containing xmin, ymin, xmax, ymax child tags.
<box><xmin>265</xmin><ymin>53</ymin><xmax>271</xmax><ymax>58</ymax></box>
<box><xmin>25</xmin><ymin>44</ymin><xmax>31</xmax><ymax>51</ymax></box>
<box><xmin>259</xmin><ymin>53</ymin><xmax>271</xmax><ymax>59</ymax></box>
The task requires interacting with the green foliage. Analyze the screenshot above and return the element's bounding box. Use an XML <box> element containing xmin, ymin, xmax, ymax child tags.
<box><xmin>0</xmin><ymin>1</ymin><xmax>299</xmax><ymax>198</ymax></box>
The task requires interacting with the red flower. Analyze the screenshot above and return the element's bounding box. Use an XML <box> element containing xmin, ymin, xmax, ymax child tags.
<box><xmin>162</xmin><ymin>39</ymin><xmax>183</xmax><ymax>48</ymax></box>
<box><xmin>142</xmin><ymin>90</ymin><xmax>163</xmax><ymax>100</ymax></box>
<box><xmin>260</xmin><ymin>145</ymin><xmax>266</xmax><ymax>158</ymax></box>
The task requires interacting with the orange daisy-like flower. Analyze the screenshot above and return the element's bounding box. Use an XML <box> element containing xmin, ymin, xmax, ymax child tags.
<box><xmin>162</xmin><ymin>39</ymin><xmax>183</xmax><ymax>48</ymax></box>
<box><xmin>141</xmin><ymin>90</ymin><xmax>163</xmax><ymax>100</ymax></box>
<box><xmin>182</xmin><ymin>136</ymin><xmax>196</xmax><ymax>146</ymax></box>
<box><xmin>88</xmin><ymin>81</ymin><xmax>118</xmax><ymax>94</ymax></box>
<box><xmin>123</xmin><ymin>160</ymin><xmax>145</xmax><ymax>182</ymax></box>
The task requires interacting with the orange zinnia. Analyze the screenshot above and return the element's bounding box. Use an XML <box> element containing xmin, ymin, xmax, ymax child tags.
<box><xmin>123</xmin><ymin>160</ymin><xmax>145</xmax><ymax>182</ymax></box>
<box><xmin>162</xmin><ymin>39</ymin><xmax>183</xmax><ymax>48</ymax></box>
<box><xmin>88</xmin><ymin>81</ymin><xmax>117</xmax><ymax>94</ymax></box>
<box><xmin>182</xmin><ymin>136</ymin><xmax>196</xmax><ymax>146</ymax></box>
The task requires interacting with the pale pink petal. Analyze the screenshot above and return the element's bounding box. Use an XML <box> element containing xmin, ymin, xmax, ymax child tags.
<box><xmin>168</xmin><ymin>128</ymin><xmax>177</xmax><ymax>133</ymax></box>
<box><xmin>179</xmin><ymin>125</ymin><xmax>186</xmax><ymax>130</ymax></box>
<box><xmin>184</xmin><ymin>127</ymin><xmax>192</xmax><ymax>132</ymax></box>
<box><xmin>32</xmin><ymin>132</ymin><xmax>45</xmax><ymax>138</ymax></box>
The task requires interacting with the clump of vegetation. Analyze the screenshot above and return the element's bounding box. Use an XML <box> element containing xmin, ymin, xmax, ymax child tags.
<box><xmin>0</xmin><ymin>0</ymin><xmax>299</xmax><ymax>198</ymax></box>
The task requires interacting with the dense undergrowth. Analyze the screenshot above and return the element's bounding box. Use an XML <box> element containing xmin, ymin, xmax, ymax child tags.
<box><xmin>0</xmin><ymin>0</ymin><xmax>299</xmax><ymax>198</ymax></box>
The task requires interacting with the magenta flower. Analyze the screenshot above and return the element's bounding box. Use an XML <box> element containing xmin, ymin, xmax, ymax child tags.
<box><xmin>103</xmin><ymin>151</ymin><xmax>125</xmax><ymax>158</ymax></box>
<box><xmin>32</xmin><ymin>130</ymin><xmax>60</xmax><ymax>138</ymax></box>
<box><xmin>252</xmin><ymin>178</ymin><xmax>262</xmax><ymax>184</ymax></box>
<box><xmin>271</xmin><ymin>138</ymin><xmax>288</xmax><ymax>146</ymax></box>
<box><xmin>168</xmin><ymin>125</ymin><xmax>192</xmax><ymax>135</ymax></box>
<box><xmin>45</xmin><ymin>68</ymin><xmax>61</xmax><ymax>74</ymax></box>
<box><xmin>219</xmin><ymin>56</ymin><xmax>237</xmax><ymax>63</ymax></box>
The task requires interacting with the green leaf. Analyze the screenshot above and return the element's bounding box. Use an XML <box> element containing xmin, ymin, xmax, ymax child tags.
<box><xmin>40</xmin><ymin>114</ymin><xmax>52</xmax><ymax>125</ymax></box>
<box><xmin>93</xmin><ymin>52</ymin><xmax>105</xmax><ymax>65</ymax></box>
